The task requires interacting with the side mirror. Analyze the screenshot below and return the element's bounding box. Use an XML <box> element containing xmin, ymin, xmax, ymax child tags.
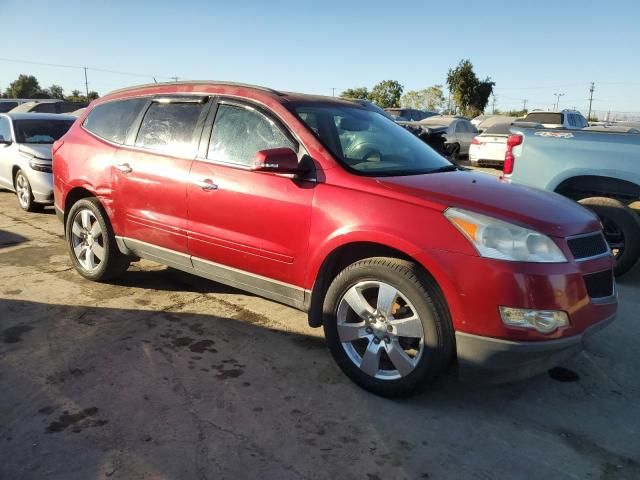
<box><xmin>252</xmin><ymin>148</ymin><xmax>299</xmax><ymax>174</ymax></box>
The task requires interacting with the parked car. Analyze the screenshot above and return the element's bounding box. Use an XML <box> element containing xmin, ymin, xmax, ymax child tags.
<box><xmin>10</xmin><ymin>99</ymin><xmax>86</xmax><ymax>114</ymax></box>
<box><xmin>521</xmin><ymin>110</ymin><xmax>588</xmax><ymax>129</ymax></box>
<box><xmin>505</xmin><ymin>125</ymin><xmax>640</xmax><ymax>275</ymax></box>
<box><xmin>469</xmin><ymin>122</ymin><xmax>511</xmax><ymax>168</ymax></box>
<box><xmin>474</xmin><ymin>115</ymin><xmax>521</xmax><ymax>133</ymax></box>
<box><xmin>385</xmin><ymin>108</ymin><xmax>437</xmax><ymax>121</ymax></box>
<box><xmin>0</xmin><ymin>113</ymin><xmax>75</xmax><ymax>211</ymax></box>
<box><xmin>53</xmin><ymin>81</ymin><xmax>616</xmax><ymax>397</ymax></box>
<box><xmin>0</xmin><ymin>99</ymin><xmax>31</xmax><ymax>113</ymax></box>
<box><xmin>413</xmin><ymin>115</ymin><xmax>478</xmax><ymax>161</ymax></box>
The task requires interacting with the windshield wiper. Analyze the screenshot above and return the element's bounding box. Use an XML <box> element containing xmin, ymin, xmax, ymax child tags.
<box><xmin>427</xmin><ymin>165</ymin><xmax>458</xmax><ymax>174</ymax></box>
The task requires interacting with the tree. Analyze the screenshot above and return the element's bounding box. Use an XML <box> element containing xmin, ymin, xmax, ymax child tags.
<box><xmin>87</xmin><ymin>91</ymin><xmax>100</xmax><ymax>101</ymax></box>
<box><xmin>47</xmin><ymin>84</ymin><xmax>65</xmax><ymax>99</ymax></box>
<box><xmin>446</xmin><ymin>59</ymin><xmax>495</xmax><ymax>117</ymax></box>
<box><xmin>368</xmin><ymin>80</ymin><xmax>404</xmax><ymax>108</ymax></box>
<box><xmin>401</xmin><ymin>85</ymin><xmax>445</xmax><ymax>111</ymax></box>
<box><xmin>4</xmin><ymin>74</ymin><xmax>42</xmax><ymax>98</ymax></box>
<box><xmin>340</xmin><ymin>87</ymin><xmax>369</xmax><ymax>100</ymax></box>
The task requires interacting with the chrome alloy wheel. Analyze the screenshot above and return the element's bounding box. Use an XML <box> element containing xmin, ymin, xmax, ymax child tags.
<box><xmin>15</xmin><ymin>173</ymin><xmax>30</xmax><ymax>209</ymax></box>
<box><xmin>71</xmin><ymin>209</ymin><xmax>105</xmax><ymax>272</ymax></box>
<box><xmin>336</xmin><ymin>281</ymin><xmax>425</xmax><ymax>380</ymax></box>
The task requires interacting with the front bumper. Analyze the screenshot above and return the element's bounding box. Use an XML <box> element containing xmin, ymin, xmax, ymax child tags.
<box><xmin>456</xmin><ymin>313</ymin><xmax>615</xmax><ymax>383</ymax></box>
<box><xmin>27</xmin><ymin>170</ymin><xmax>53</xmax><ymax>204</ymax></box>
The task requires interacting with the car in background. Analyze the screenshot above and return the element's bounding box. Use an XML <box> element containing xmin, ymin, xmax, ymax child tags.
<box><xmin>0</xmin><ymin>99</ymin><xmax>31</xmax><ymax>113</ymax></box>
<box><xmin>474</xmin><ymin>115</ymin><xmax>521</xmax><ymax>133</ymax></box>
<box><xmin>66</xmin><ymin>107</ymin><xmax>87</xmax><ymax>117</ymax></box>
<box><xmin>469</xmin><ymin>122</ymin><xmax>512</xmax><ymax>169</ymax></box>
<box><xmin>522</xmin><ymin>110</ymin><xmax>588</xmax><ymax>129</ymax></box>
<box><xmin>0</xmin><ymin>113</ymin><xmax>75</xmax><ymax>211</ymax></box>
<box><xmin>414</xmin><ymin>115</ymin><xmax>478</xmax><ymax>161</ymax></box>
<box><xmin>10</xmin><ymin>99</ymin><xmax>86</xmax><ymax>114</ymax></box>
<box><xmin>385</xmin><ymin>108</ymin><xmax>437</xmax><ymax>121</ymax></box>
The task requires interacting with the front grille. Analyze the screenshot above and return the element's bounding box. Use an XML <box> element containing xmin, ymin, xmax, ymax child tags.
<box><xmin>568</xmin><ymin>233</ymin><xmax>608</xmax><ymax>260</ymax></box>
<box><xmin>584</xmin><ymin>270</ymin><xmax>614</xmax><ymax>299</ymax></box>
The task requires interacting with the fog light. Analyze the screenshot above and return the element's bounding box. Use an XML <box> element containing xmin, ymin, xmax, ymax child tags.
<box><xmin>499</xmin><ymin>307</ymin><xmax>569</xmax><ymax>334</ymax></box>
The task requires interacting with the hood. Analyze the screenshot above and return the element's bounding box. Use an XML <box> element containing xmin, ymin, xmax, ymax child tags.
<box><xmin>18</xmin><ymin>144</ymin><xmax>53</xmax><ymax>160</ymax></box>
<box><xmin>376</xmin><ymin>170</ymin><xmax>601</xmax><ymax>237</ymax></box>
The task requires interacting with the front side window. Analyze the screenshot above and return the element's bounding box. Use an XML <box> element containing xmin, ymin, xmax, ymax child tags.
<box><xmin>292</xmin><ymin>104</ymin><xmax>450</xmax><ymax>176</ymax></box>
<box><xmin>208</xmin><ymin>103</ymin><xmax>294</xmax><ymax>166</ymax></box>
<box><xmin>135</xmin><ymin>101</ymin><xmax>206</xmax><ymax>156</ymax></box>
<box><xmin>84</xmin><ymin>98</ymin><xmax>146</xmax><ymax>144</ymax></box>
<box><xmin>0</xmin><ymin>117</ymin><xmax>11</xmax><ymax>141</ymax></box>
<box><xmin>13</xmin><ymin>119</ymin><xmax>74</xmax><ymax>144</ymax></box>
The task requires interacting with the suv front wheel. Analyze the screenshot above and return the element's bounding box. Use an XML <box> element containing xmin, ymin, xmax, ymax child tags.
<box><xmin>323</xmin><ymin>257</ymin><xmax>454</xmax><ymax>397</ymax></box>
<box><xmin>65</xmin><ymin>198</ymin><xmax>131</xmax><ymax>281</ymax></box>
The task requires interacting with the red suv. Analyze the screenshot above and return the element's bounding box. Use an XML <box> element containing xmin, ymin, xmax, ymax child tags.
<box><xmin>53</xmin><ymin>82</ymin><xmax>617</xmax><ymax>397</ymax></box>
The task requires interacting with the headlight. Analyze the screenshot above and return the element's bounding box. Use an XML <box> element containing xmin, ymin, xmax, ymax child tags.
<box><xmin>445</xmin><ymin>207</ymin><xmax>567</xmax><ymax>263</ymax></box>
<box><xmin>499</xmin><ymin>307</ymin><xmax>569</xmax><ymax>333</ymax></box>
<box><xmin>28</xmin><ymin>157</ymin><xmax>52</xmax><ymax>173</ymax></box>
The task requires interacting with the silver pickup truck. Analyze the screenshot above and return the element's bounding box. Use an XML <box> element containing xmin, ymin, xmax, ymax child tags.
<box><xmin>504</xmin><ymin>127</ymin><xmax>640</xmax><ymax>275</ymax></box>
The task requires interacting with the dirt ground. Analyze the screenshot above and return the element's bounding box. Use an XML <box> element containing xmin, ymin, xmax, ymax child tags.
<box><xmin>1</xmin><ymin>189</ymin><xmax>639</xmax><ymax>480</ymax></box>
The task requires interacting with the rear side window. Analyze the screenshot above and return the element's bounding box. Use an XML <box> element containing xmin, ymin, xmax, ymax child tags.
<box><xmin>208</xmin><ymin>104</ymin><xmax>294</xmax><ymax>166</ymax></box>
<box><xmin>135</xmin><ymin>101</ymin><xmax>206</xmax><ymax>156</ymax></box>
<box><xmin>84</xmin><ymin>99</ymin><xmax>146</xmax><ymax>144</ymax></box>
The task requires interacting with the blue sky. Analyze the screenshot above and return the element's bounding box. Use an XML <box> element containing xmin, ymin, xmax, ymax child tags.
<box><xmin>2</xmin><ymin>0</ymin><xmax>639</xmax><ymax>115</ymax></box>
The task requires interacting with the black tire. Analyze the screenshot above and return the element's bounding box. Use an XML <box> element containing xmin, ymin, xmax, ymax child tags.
<box><xmin>14</xmin><ymin>170</ymin><xmax>43</xmax><ymax>212</ymax></box>
<box><xmin>447</xmin><ymin>143</ymin><xmax>460</xmax><ymax>163</ymax></box>
<box><xmin>322</xmin><ymin>257</ymin><xmax>454</xmax><ymax>397</ymax></box>
<box><xmin>579</xmin><ymin>196</ymin><xmax>640</xmax><ymax>276</ymax></box>
<box><xmin>65</xmin><ymin>197</ymin><xmax>131</xmax><ymax>281</ymax></box>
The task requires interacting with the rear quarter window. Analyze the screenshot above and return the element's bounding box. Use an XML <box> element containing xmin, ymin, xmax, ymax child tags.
<box><xmin>83</xmin><ymin>98</ymin><xmax>147</xmax><ymax>144</ymax></box>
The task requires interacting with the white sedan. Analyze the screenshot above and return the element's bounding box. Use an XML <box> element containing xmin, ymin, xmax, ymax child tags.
<box><xmin>468</xmin><ymin>122</ymin><xmax>512</xmax><ymax>169</ymax></box>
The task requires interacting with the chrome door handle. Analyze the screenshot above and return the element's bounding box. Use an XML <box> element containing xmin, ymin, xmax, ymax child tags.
<box><xmin>195</xmin><ymin>179</ymin><xmax>218</xmax><ymax>191</ymax></box>
<box><xmin>115</xmin><ymin>163</ymin><xmax>132</xmax><ymax>174</ymax></box>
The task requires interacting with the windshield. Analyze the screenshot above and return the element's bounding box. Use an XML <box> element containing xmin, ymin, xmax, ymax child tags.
<box><xmin>13</xmin><ymin>119</ymin><xmax>74</xmax><ymax>144</ymax></box>
<box><xmin>292</xmin><ymin>105</ymin><xmax>451</xmax><ymax>176</ymax></box>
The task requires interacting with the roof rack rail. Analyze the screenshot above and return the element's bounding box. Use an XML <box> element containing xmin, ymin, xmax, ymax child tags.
<box><xmin>106</xmin><ymin>80</ymin><xmax>284</xmax><ymax>97</ymax></box>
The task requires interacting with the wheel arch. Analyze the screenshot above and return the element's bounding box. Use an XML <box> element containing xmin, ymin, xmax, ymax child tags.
<box><xmin>63</xmin><ymin>186</ymin><xmax>103</xmax><ymax>226</ymax></box>
<box><xmin>306</xmin><ymin>239</ymin><xmax>440</xmax><ymax>328</ymax></box>
<box><xmin>555</xmin><ymin>175</ymin><xmax>640</xmax><ymax>203</ymax></box>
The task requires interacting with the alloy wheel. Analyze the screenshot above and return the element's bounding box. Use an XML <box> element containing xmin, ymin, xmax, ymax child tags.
<box><xmin>71</xmin><ymin>209</ymin><xmax>105</xmax><ymax>272</ymax></box>
<box><xmin>336</xmin><ymin>281</ymin><xmax>425</xmax><ymax>380</ymax></box>
<box><xmin>16</xmin><ymin>174</ymin><xmax>30</xmax><ymax>209</ymax></box>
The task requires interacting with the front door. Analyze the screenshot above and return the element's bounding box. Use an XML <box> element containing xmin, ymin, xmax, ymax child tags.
<box><xmin>187</xmin><ymin>100</ymin><xmax>314</xmax><ymax>302</ymax></box>
<box><xmin>113</xmin><ymin>97</ymin><xmax>210</xmax><ymax>261</ymax></box>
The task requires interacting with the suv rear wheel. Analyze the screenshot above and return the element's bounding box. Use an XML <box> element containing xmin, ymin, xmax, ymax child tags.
<box><xmin>65</xmin><ymin>198</ymin><xmax>131</xmax><ymax>281</ymax></box>
<box><xmin>323</xmin><ymin>257</ymin><xmax>454</xmax><ymax>397</ymax></box>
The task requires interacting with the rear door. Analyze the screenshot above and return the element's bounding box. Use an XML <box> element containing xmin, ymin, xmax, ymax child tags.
<box><xmin>0</xmin><ymin>116</ymin><xmax>14</xmax><ymax>189</ymax></box>
<box><xmin>113</xmin><ymin>96</ymin><xmax>210</xmax><ymax>263</ymax></box>
<box><xmin>187</xmin><ymin>99</ymin><xmax>314</xmax><ymax>300</ymax></box>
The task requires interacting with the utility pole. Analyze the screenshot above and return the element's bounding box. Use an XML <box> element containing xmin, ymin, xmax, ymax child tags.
<box><xmin>332</xmin><ymin>87</ymin><xmax>335</xmax><ymax>97</ymax></box>
<box><xmin>83</xmin><ymin>67</ymin><xmax>89</xmax><ymax>101</ymax></box>
<box><xmin>587</xmin><ymin>82</ymin><xmax>595</xmax><ymax>121</ymax></box>
<box><xmin>522</xmin><ymin>99</ymin><xmax>528</xmax><ymax>112</ymax></box>
<box><xmin>553</xmin><ymin>93</ymin><xmax>565</xmax><ymax>111</ymax></box>
<box><xmin>491</xmin><ymin>94</ymin><xmax>496</xmax><ymax>114</ymax></box>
